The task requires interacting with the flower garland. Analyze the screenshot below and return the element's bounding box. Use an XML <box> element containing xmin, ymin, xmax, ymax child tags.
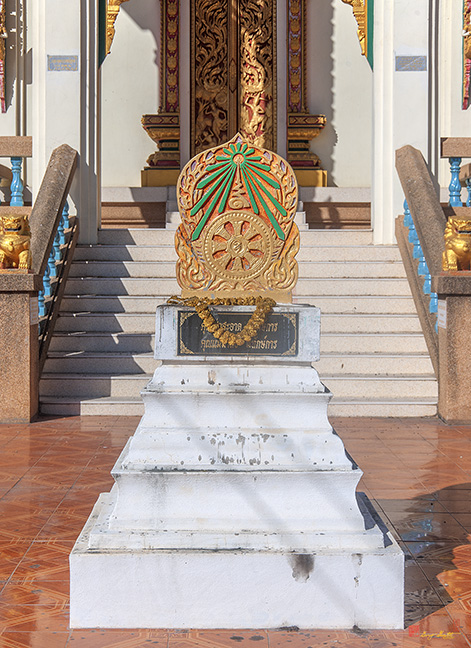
<box><xmin>167</xmin><ymin>295</ymin><xmax>276</xmax><ymax>347</ymax></box>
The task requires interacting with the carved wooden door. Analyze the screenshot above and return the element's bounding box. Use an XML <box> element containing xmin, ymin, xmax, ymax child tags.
<box><xmin>191</xmin><ymin>0</ymin><xmax>276</xmax><ymax>156</ymax></box>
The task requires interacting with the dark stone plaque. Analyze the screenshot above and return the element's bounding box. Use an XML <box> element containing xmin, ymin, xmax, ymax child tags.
<box><xmin>178</xmin><ymin>310</ymin><xmax>298</xmax><ymax>356</ymax></box>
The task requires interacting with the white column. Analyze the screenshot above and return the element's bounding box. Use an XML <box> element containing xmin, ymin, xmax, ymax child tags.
<box><xmin>372</xmin><ymin>0</ymin><xmax>431</xmax><ymax>244</ymax></box>
<box><xmin>30</xmin><ymin>0</ymin><xmax>100</xmax><ymax>244</ymax></box>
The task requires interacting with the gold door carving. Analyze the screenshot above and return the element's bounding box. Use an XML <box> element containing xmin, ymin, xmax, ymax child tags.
<box><xmin>191</xmin><ymin>0</ymin><xmax>276</xmax><ymax>157</ymax></box>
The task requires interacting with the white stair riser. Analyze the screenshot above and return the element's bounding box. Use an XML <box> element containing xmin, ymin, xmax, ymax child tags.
<box><xmin>49</xmin><ymin>334</ymin><xmax>154</xmax><ymax>353</ymax></box>
<box><xmin>54</xmin><ymin>313</ymin><xmax>421</xmax><ymax>335</ymax></box>
<box><xmin>97</xmin><ymin>228</ymin><xmax>374</xmax><ymax>246</ymax></box>
<box><xmin>55</xmin><ymin>314</ymin><xmax>155</xmax><ymax>333</ymax></box>
<box><xmin>316</xmin><ymin>354</ymin><xmax>433</xmax><ymax>375</ymax></box>
<box><xmin>328</xmin><ymin>401</ymin><xmax>437</xmax><ymax>417</ymax></box>
<box><xmin>65</xmin><ymin>277</ymin><xmax>411</xmax><ymax>297</ymax></box>
<box><xmin>323</xmin><ymin>377</ymin><xmax>437</xmax><ymax>399</ymax></box>
<box><xmin>321</xmin><ymin>334</ymin><xmax>428</xmax><ymax>354</ymax></box>
<box><xmin>44</xmin><ymin>355</ymin><xmax>154</xmax><ymax>374</ymax></box>
<box><xmin>44</xmin><ymin>353</ymin><xmax>433</xmax><ymax>376</ymax></box>
<box><xmin>40</xmin><ymin>375</ymin><xmax>151</xmax><ymax>398</ymax></box>
<box><xmin>60</xmin><ymin>295</ymin><xmax>417</xmax><ymax>315</ymax></box>
<box><xmin>39</xmin><ymin>398</ymin><xmax>437</xmax><ymax>418</ymax></box>
<box><xmin>74</xmin><ymin>247</ymin><xmax>179</xmax><ymax>262</ymax></box>
<box><xmin>39</xmin><ymin>374</ymin><xmax>437</xmax><ymax>400</ymax></box>
<box><xmin>74</xmin><ymin>245</ymin><xmax>401</xmax><ymax>263</ymax></box>
<box><xmin>321</xmin><ymin>315</ymin><xmax>422</xmax><ymax>333</ymax></box>
<box><xmin>69</xmin><ymin>260</ymin><xmax>406</xmax><ymax>280</ymax></box>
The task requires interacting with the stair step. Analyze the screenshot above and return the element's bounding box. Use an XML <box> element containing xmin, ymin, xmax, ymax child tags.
<box><xmin>74</xmin><ymin>245</ymin><xmax>179</xmax><ymax>262</ymax></box>
<box><xmin>49</xmin><ymin>333</ymin><xmax>154</xmax><ymax>353</ymax></box>
<box><xmin>43</xmin><ymin>351</ymin><xmax>433</xmax><ymax>376</ymax></box>
<box><xmin>97</xmin><ymin>228</ymin><xmax>374</xmax><ymax>246</ymax></box>
<box><xmin>39</xmin><ymin>373</ymin><xmax>152</xmax><ymax>398</ymax></box>
<box><xmin>322</xmin><ymin>375</ymin><xmax>437</xmax><ymax>399</ymax></box>
<box><xmin>60</xmin><ymin>294</ymin><xmax>417</xmax><ymax>315</ymax></box>
<box><xmin>53</xmin><ymin>312</ymin><xmax>422</xmax><ymax>335</ymax></box>
<box><xmin>41</xmin><ymin>228</ymin><xmax>437</xmax><ymax>417</ymax></box>
<box><xmin>68</xmin><ymin>260</ymin><xmax>406</xmax><ymax>280</ymax></box>
<box><xmin>74</xmin><ymin>244</ymin><xmax>401</xmax><ymax>263</ymax></box>
<box><xmin>39</xmin><ymin>395</ymin><xmax>437</xmax><ymax>418</ymax></box>
<box><xmin>321</xmin><ymin>333</ymin><xmax>428</xmax><ymax>354</ymax></box>
<box><xmin>55</xmin><ymin>313</ymin><xmax>156</xmax><ymax>333</ymax></box>
<box><xmin>64</xmin><ymin>277</ymin><xmax>412</xmax><ymax>297</ymax></box>
<box><xmin>39</xmin><ymin>372</ymin><xmax>437</xmax><ymax>400</ymax></box>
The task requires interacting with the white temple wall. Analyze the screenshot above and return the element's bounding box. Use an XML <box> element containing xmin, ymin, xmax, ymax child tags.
<box><xmin>438</xmin><ymin>2</ymin><xmax>471</xmax><ymax>192</ymax></box>
<box><xmin>306</xmin><ymin>0</ymin><xmax>373</xmax><ymax>188</ymax></box>
<box><xmin>101</xmin><ymin>0</ymin><xmax>160</xmax><ymax>188</ymax></box>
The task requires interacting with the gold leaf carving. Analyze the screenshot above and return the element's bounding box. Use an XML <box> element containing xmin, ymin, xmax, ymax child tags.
<box><xmin>239</xmin><ymin>0</ymin><xmax>275</xmax><ymax>150</ymax></box>
<box><xmin>192</xmin><ymin>0</ymin><xmax>229</xmax><ymax>154</ymax></box>
<box><xmin>106</xmin><ymin>0</ymin><xmax>130</xmax><ymax>56</ymax></box>
<box><xmin>175</xmin><ymin>134</ymin><xmax>299</xmax><ymax>301</ymax></box>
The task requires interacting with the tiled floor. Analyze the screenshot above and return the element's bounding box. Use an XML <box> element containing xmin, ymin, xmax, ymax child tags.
<box><xmin>0</xmin><ymin>416</ymin><xmax>471</xmax><ymax>647</ymax></box>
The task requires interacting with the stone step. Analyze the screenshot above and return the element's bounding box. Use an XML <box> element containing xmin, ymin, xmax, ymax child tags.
<box><xmin>49</xmin><ymin>333</ymin><xmax>154</xmax><ymax>353</ymax></box>
<box><xmin>43</xmin><ymin>351</ymin><xmax>433</xmax><ymax>376</ymax></box>
<box><xmin>322</xmin><ymin>375</ymin><xmax>437</xmax><ymax>399</ymax></box>
<box><xmin>321</xmin><ymin>333</ymin><xmax>427</xmax><ymax>354</ymax></box>
<box><xmin>74</xmin><ymin>244</ymin><xmax>401</xmax><ymax>263</ymax></box>
<box><xmin>68</xmin><ymin>260</ymin><xmax>406</xmax><ymax>279</ymax></box>
<box><xmin>97</xmin><ymin>228</ymin><xmax>374</xmax><ymax>246</ymax></box>
<box><xmin>75</xmin><ymin>245</ymin><xmax>179</xmax><ymax>262</ymax></box>
<box><xmin>60</xmin><ymin>294</ymin><xmax>417</xmax><ymax>315</ymax></box>
<box><xmin>39</xmin><ymin>395</ymin><xmax>437</xmax><ymax>418</ymax></box>
<box><xmin>39</xmin><ymin>372</ymin><xmax>436</xmax><ymax>400</ymax></box>
<box><xmin>53</xmin><ymin>312</ymin><xmax>422</xmax><ymax>335</ymax></box>
<box><xmin>64</xmin><ymin>277</ymin><xmax>412</xmax><ymax>297</ymax></box>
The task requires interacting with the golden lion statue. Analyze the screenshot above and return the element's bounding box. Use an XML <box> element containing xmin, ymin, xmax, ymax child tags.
<box><xmin>0</xmin><ymin>214</ymin><xmax>32</xmax><ymax>271</ymax></box>
<box><xmin>442</xmin><ymin>217</ymin><xmax>471</xmax><ymax>271</ymax></box>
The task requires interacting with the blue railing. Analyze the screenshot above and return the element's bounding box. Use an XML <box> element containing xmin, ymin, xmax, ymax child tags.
<box><xmin>0</xmin><ymin>154</ymin><xmax>28</xmax><ymax>207</ymax></box>
<box><xmin>403</xmin><ymin>199</ymin><xmax>438</xmax><ymax>332</ymax></box>
<box><xmin>38</xmin><ymin>200</ymin><xmax>70</xmax><ymax>323</ymax></box>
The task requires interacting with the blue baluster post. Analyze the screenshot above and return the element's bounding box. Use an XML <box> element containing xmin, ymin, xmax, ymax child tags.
<box><xmin>403</xmin><ymin>199</ymin><xmax>412</xmax><ymax>228</ymax></box>
<box><xmin>10</xmin><ymin>157</ymin><xmax>24</xmax><ymax>206</ymax></box>
<box><xmin>38</xmin><ymin>289</ymin><xmax>46</xmax><ymax>318</ymax></box>
<box><xmin>466</xmin><ymin>178</ymin><xmax>471</xmax><ymax>207</ymax></box>
<box><xmin>43</xmin><ymin>263</ymin><xmax>52</xmax><ymax>298</ymax></box>
<box><xmin>53</xmin><ymin>229</ymin><xmax>61</xmax><ymax>262</ymax></box>
<box><xmin>48</xmin><ymin>248</ymin><xmax>56</xmax><ymax>280</ymax></box>
<box><xmin>61</xmin><ymin>199</ymin><xmax>70</xmax><ymax>232</ymax></box>
<box><xmin>448</xmin><ymin>157</ymin><xmax>463</xmax><ymax>206</ymax></box>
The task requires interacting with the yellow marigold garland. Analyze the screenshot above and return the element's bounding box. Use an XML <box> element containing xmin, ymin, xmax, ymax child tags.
<box><xmin>167</xmin><ymin>295</ymin><xmax>276</xmax><ymax>347</ymax></box>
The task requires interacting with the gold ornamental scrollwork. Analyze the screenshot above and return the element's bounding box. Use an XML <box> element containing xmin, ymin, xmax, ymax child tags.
<box><xmin>105</xmin><ymin>0</ymin><xmax>130</xmax><ymax>56</ymax></box>
<box><xmin>341</xmin><ymin>0</ymin><xmax>367</xmax><ymax>57</ymax></box>
<box><xmin>175</xmin><ymin>133</ymin><xmax>299</xmax><ymax>301</ymax></box>
<box><xmin>239</xmin><ymin>0</ymin><xmax>276</xmax><ymax>151</ymax></box>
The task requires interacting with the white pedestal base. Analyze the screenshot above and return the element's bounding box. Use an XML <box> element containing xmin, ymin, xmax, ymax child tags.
<box><xmin>70</xmin><ymin>305</ymin><xmax>404</xmax><ymax>629</ymax></box>
<box><xmin>71</xmin><ymin>494</ymin><xmax>403</xmax><ymax>629</ymax></box>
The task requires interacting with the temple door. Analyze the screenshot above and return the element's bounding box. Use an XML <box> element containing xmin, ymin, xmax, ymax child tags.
<box><xmin>191</xmin><ymin>0</ymin><xmax>276</xmax><ymax>156</ymax></box>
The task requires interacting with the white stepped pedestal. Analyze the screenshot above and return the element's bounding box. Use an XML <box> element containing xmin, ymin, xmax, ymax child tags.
<box><xmin>70</xmin><ymin>304</ymin><xmax>404</xmax><ymax>629</ymax></box>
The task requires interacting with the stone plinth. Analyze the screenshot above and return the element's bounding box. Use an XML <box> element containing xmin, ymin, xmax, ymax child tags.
<box><xmin>432</xmin><ymin>274</ymin><xmax>471</xmax><ymax>423</ymax></box>
<box><xmin>70</xmin><ymin>304</ymin><xmax>403</xmax><ymax>629</ymax></box>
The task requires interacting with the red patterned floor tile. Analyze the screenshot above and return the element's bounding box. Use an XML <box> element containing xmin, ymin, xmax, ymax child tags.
<box><xmin>0</xmin><ymin>630</ymin><xmax>70</xmax><ymax>647</ymax></box>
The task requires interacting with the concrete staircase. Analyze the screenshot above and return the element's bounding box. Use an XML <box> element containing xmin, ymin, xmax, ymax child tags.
<box><xmin>40</xmin><ymin>227</ymin><xmax>438</xmax><ymax>417</ymax></box>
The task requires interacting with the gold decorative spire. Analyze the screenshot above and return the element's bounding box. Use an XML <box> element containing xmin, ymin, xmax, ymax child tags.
<box><xmin>106</xmin><ymin>0</ymin><xmax>130</xmax><ymax>56</ymax></box>
<box><xmin>341</xmin><ymin>0</ymin><xmax>367</xmax><ymax>57</ymax></box>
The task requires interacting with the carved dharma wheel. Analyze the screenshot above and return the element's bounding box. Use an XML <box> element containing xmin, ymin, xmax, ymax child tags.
<box><xmin>175</xmin><ymin>134</ymin><xmax>300</xmax><ymax>302</ymax></box>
